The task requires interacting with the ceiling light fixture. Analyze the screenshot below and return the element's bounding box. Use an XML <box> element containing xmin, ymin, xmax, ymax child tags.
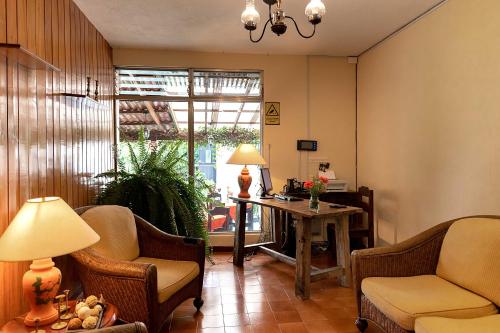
<box><xmin>241</xmin><ymin>0</ymin><xmax>326</xmax><ymax>43</ymax></box>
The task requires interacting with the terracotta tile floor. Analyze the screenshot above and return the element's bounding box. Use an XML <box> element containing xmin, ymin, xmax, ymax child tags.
<box><xmin>162</xmin><ymin>252</ymin><xmax>382</xmax><ymax>333</ymax></box>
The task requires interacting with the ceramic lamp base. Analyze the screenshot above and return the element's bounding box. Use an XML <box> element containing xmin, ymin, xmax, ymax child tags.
<box><xmin>237</xmin><ymin>165</ymin><xmax>252</xmax><ymax>198</ymax></box>
<box><xmin>23</xmin><ymin>258</ymin><xmax>61</xmax><ymax>326</ymax></box>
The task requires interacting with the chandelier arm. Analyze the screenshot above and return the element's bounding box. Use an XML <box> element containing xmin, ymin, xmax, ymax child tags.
<box><xmin>285</xmin><ymin>16</ymin><xmax>316</xmax><ymax>39</ymax></box>
<box><xmin>249</xmin><ymin>18</ymin><xmax>271</xmax><ymax>43</ymax></box>
<box><xmin>268</xmin><ymin>4</ymin><xmax>273</xmax><ymax>22</ymax></box>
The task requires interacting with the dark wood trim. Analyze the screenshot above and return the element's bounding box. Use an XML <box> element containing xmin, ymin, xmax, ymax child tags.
<box><xmin>210</xmin><ymin>246</ymin><xmax>234</xmax><ymax>252</ymax></box>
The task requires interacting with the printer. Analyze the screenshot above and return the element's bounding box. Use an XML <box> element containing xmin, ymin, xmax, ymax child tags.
<box><xmin>318</xmin><ymin>168</ymin><xmax>348</xmax><ymax>192</ymax></box>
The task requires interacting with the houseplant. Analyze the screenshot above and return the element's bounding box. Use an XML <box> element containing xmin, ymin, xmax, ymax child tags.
<box><xmin>303</xmin><ymin>176</ymin><xmax>329</xmax><ymax>211</ymax></box>
<box><xmin>96</xmin><ymin>130</ymin><xmax>209</xmax><ymax>251</ymax></box>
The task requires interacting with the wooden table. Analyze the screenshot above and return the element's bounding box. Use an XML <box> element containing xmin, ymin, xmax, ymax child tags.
<box><xmin>230</xmin><ymin>196</ymin><xmax>362</xmax><ymax>299</ymax></box>
<box><xmin>1</xmin><ymin>301</ymin><xmax>118</xmax><ymax>333</ymax></box>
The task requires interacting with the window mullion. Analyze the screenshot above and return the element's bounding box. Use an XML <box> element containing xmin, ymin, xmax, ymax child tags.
<box><xmin>188</xmin><ymin>69</ymin><xmax>195</xmax><ymax>177</ymax></box>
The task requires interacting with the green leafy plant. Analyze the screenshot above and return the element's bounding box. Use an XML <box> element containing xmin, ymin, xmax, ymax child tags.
<box><xmin>96</xmin><ymin>130</ymin><xmax>209</xmax><ymax>251</ymax></box>
<box><xmin>121</xmin><ymin>127</ymin><xmax>259</xmax><ymax>148</ymax></box>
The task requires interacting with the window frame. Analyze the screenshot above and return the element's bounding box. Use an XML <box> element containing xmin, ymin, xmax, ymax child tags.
<box><xmin>115</xmin><ymin>66</ymin><xmax>265</xmax><ymax>235</ymax></box>
<box><xmin>116</xmin><ymin>66</ymin><xmax>264</xmax><ymax>176</ymax></box>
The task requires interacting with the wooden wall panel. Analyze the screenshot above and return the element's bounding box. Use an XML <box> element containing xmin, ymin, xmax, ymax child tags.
<box><xmin>16</xmin><ymin>0</ymin><xmax>26</xmax><ymax>47</ymax></box>
<box><xmin>0</xmin><ymin>0</ymin><xmax>5</xmax><ymax>43</ymax></box>
<box><xmin>0</xmin><ymin>53</ymin><xmax>8</xmax><ymax>329</ymax></box>
<box><xmin>0</xmin><ymin>0</ymin><xmax>114</xmax><ymax>324</ymax></box>
<box><xmin>6</xmin><ymin>0</ymin><xmax>16</xmax><ymax>43</ymax></box>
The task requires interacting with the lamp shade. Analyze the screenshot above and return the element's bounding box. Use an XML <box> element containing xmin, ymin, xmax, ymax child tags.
<box><xmin>0</xmin><ymin>197</ymin><xmax>100</xmax><ymax>262</ymax></box>
<box><xmin>226</xmin><ymin>144</ymin><xmax>266</xmax><ymax>165</ymax></box>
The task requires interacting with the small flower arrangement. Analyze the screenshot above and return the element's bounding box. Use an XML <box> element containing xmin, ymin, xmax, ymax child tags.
<box><xmin>303</xmin><ymin>176</ymin><xmax>329</xmax><ymax>197</ymax></box>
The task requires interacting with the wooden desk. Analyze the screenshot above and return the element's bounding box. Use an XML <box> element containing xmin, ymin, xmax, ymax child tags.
<box><xmin>230</xmin><ymin>196</ymin><xmax>362</xmax><ymax>299</ymax></box>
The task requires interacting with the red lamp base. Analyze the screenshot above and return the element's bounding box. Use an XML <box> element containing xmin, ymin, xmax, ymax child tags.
<box><xmin>23</xmin><ymin>258</ymin><xmax>61</xmax><ymax>326</ymax></box>
<box><xmin>237</xmin><ymin>165</ymin><xmax>252</xmax><ymax>198</ymax></box>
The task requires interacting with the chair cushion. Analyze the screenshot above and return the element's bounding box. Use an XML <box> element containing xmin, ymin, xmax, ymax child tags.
<box><xmin>81</xmin><ymin>205</ymin><xmax>140</xmax><ymax>261</ymax></box>
<box><xmin>415</xmin><ymin>315</ymin><xmax>500</xmax><ymax>333</ymax></box>
<box><xmin>134</xmin><ymin>257</ymin><xmax>200</xmax><ymax>303</ymax></box>
<box><xmin>210</xmin><ymin>215</ymin><xmax>227</xmax><ymax>231</ymax></box>
<box><xmin>361</xmin><ymin>275</ymin><xmax>497</xmax><ymax>330</ymax></box>
<box><xmin>436</xmin><ymin>217</ymin><xmax>500</xmax><ymax>306</ymax></box>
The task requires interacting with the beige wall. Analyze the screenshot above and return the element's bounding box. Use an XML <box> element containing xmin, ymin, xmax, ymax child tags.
<box><xmin>114</xmin><ymin>49</ymin><xmax>357</xmax><ymax>191</ymax></box>
<box><xmin>358</xmin><ymin>0</ymin><xmax>500</xmax><ymax>244</ymax></box>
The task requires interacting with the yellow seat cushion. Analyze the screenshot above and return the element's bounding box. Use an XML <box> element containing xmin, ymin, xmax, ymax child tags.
<box><xmin>134</xmin><ymin>257</ymin><xmax>200</xmax><ymax>303</ymax></box>
<box><xmin>81</xmin><ymin>205</ymin><xmax>140</xmax><ymax>261</ymax></box>
<box><xmin>415</xmin><ymin>315</ymin><xmax>500</xmax><ymax>333</ymax></box>
<box><xmin>437</xmin><ymin>217</ymin><xmax>500</xmax><ymax>306</ymax></box>
<box><xmin>361</xmin><ymin>275</ymin><xmax>497</xmax><ymax>330</ymax></box>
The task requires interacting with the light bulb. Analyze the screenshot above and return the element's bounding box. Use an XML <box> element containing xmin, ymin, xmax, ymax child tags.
<box><xmin>305</xmin><ymin>0</ymin><xmax>326</xmax><ymax>25</ymax></box>
<box><xmin>241</xmin><ymin>0</ymin><xmax>261</xmax><ymax>31</ymax></box>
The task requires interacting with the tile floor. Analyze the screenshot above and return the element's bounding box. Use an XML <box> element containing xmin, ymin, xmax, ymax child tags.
<box><xmin>163</xmin><ymin>252</ymin><xmax>382</xmax><ymax>333</ymax></box>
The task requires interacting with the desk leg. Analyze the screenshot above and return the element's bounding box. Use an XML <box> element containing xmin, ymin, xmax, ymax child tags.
<box><xmin>335</xmin><ymin>215</ymin><xmax>351</xmax><ymax>287</ymax></box>
<box><xmin>233</xmin><ymin>201</ymin><xmax>247</xmax><ymax>266</ymax></box>
<box><xmin>271</xmin><ymin>208</ymin><xmax>282</xmax><ymax>251</ymax></box>
<box><xmin>295</xmin><ymin>216</ymin><xmax>312</xmax><ymax>299</ymax></box>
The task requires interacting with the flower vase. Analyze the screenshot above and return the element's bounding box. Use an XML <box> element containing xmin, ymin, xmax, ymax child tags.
<box><xmin>309</xmin><ymin>195</ymin><xmax>320</xmax><ymax>212</ymax></box>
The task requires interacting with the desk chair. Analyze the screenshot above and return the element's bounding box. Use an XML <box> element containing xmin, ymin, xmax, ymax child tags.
<box><xmin>327</xmin><ymin>186</ymin><xmax>374</xmax><ymax>254</ymax></box>
<box><xmin>350</xmin><ymin>186</ymin><xmax>375</xmax><ymax>248</ymax></box>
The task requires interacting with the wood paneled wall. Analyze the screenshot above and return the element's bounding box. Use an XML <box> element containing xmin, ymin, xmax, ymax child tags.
<box><xmin>0</xmin><ymin>0</ymin><xmax>114</xmax><ymax>324</ymax></box>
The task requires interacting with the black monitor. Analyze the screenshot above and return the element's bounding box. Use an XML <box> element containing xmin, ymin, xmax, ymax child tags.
<box><xmin>260</xmin><ymin>168</ymin><xmax>273</xmax><ymax>197</ymax></box>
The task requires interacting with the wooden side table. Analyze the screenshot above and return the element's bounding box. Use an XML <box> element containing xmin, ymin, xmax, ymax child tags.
<box><xmin>1</xmin><ymin>301</ymin><xmax>118</xmax><ymax>333</ymax></box>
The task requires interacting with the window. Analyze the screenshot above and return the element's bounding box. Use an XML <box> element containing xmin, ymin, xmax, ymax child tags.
<box><xmin>116</xmin><ymin>68</ymin><xmax>263</xmax><ymax>233</ymax></box>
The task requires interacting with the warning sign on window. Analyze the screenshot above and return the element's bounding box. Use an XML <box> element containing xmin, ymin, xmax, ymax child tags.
<box><xmin>265</xmin><ymin>102</ymin><xmax>280</xmax><ymax>125</ymax></box>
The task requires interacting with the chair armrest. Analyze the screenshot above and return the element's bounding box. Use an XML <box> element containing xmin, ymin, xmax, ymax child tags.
<box><xmin>71</xmin><ymin>248</ymin><xmax>155</xmax><ymax>279</ymax></box>
<box><xmin>351</xmin><ymin>220</ymin><xmax>454</xmax><ymax>315</ymax></box>
<box><xmin>70</xmin><ymin>249</ymin><xmax>158</xmax><ymax>327</ymax></box>
<box><xmin>135</xmin><ymin>215</ymin><xmax>206</xmax><ymax>264</ymax></box>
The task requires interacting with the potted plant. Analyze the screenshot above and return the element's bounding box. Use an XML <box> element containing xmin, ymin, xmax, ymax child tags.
<box><xmin>96</xmin><ymin>130</ymin><xmax>209</xmax><ymax>252</ymax></box>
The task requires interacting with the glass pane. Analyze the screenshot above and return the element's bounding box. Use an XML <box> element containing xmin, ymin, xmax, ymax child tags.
<box><xmin>117</xmin><ymin>69</ymin><xmax>263</xmax><ymax>236</ymax></box>
<box><xmin>119</xmin><ymin>100</ymin><xmax>189</xmax><ymax>140</ymax></box>
<box><xmin>193</xmin><ymin>71</ymin><xmax>262</xmax><ymax>97</ymax></box>
<box><xmin>194</xmin><ymin>98</ymin><xmax>262</xmax><ymax>233</ymax></box>
<box><xmin>118</xmin><ymin>100</ymin><xmax>189</xmax><ymax>175</ymax></box>
<box><xmin>192</xmin><ymin>101</ymin><xmax>261</xmax><ymax>130</ymax></box>
<box><xmin>117</xmin><ymin>68</ymin><xmax>189</xmax><ymax>97</ymax></box>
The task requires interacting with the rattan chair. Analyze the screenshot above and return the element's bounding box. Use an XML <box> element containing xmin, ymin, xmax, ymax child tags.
<box><xmin>71</xmin><ymin>206</ymin><xmax>205</xmax><ymax>333</ymax></box>
<box><xmin>352</xmin><ymin>216</ymin><xmax>500</xmax><ymax>333</ymax></box>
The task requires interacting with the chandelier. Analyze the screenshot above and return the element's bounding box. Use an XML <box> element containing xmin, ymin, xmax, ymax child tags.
<box><xmin>241</xmin><ymin>0</ymin><xmax>326</xmax><ymax>43</ymax></box>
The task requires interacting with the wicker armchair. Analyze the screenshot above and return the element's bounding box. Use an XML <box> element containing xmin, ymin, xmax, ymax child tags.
<box><xmin>351</xmin><ymin>215</ymin><xmax>500</xmax><ymax>333</ymax></box>
<box><xmin>71</xmin><ymin>206</ymin><xmax>205</xmax><ymax>333</ymax></box>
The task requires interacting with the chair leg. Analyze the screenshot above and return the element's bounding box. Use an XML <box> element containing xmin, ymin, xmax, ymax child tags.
<box><xmin>193</xmin><ymin>297</ymin><xmax>204</xmax><ymax>311</ymax></box>
<box><xmin>355</xmin><ymin>318</ymin><xmax>368</xmax><ymax>332</ymax></box>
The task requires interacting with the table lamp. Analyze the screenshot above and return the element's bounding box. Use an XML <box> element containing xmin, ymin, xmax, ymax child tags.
<box><xmin>226</xmin><ymin>144</ymin><xmax>266</xmax><ymax>198</ymax></box>
<box><xmin>0</xmin><ymin>197</ymin><xmax>100</xmax><ymax>326</ymax></box>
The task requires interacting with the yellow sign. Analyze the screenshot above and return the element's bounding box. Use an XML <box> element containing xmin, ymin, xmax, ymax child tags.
<box><xmin>265</xmin><ymin>102</ymin><xmax>280</xmax><ymax>125</ymax></box>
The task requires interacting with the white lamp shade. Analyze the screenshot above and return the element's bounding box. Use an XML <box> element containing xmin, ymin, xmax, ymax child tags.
<box><xmin>0</xmin><ymin>197</ymin><xmax>100</xmax><ymax>262</ymax></box>
<box><xmin>226</xmin><ymin>144</ymin><xmax>266</xmax><ymax>165</ymax></box>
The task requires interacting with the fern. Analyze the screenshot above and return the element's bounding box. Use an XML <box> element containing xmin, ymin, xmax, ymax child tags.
<box><xmin>96</xmin><ymin>129</ymin><xmax>209</xmax><ymax>253</ymax></box>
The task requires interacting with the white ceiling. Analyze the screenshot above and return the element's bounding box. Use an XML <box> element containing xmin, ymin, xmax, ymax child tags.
<box><xmin>74</xmin><ymin>0</ymin><xmax>445</xmax><ymax>56</ymax></box>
